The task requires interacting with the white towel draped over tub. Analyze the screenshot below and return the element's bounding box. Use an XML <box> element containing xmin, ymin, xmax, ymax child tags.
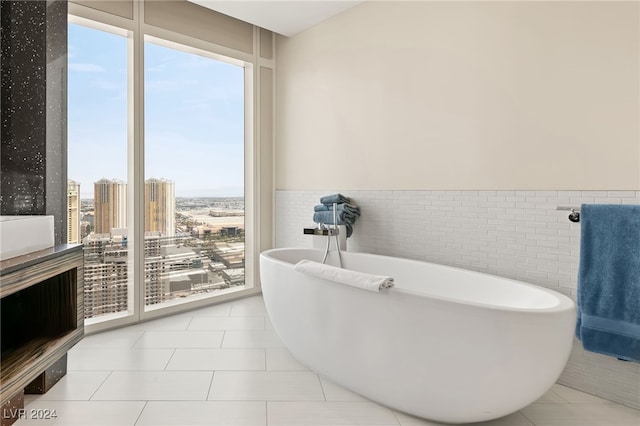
<box><xmin>294</xmin><ymin>259</ymin><xmax>394</xmax><ymax>292</ymax></box>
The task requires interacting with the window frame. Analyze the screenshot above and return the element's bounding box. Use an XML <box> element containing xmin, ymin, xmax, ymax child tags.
<box><xmin>68</xmin><ymin>1</ymin><xmax>263</xmax><ymax>334</ymax></box>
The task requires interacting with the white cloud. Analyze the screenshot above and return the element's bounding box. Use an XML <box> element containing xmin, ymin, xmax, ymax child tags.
<box><xmin>69</xmin><ymin>63</ymin><xmax>106</xmax><ymax>73</ymax></box>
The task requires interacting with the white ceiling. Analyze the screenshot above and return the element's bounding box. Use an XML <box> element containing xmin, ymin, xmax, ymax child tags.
<box><xmin>189</xmin><ymin>0</ymin><xmax>364</xmax><ymax>37</ymax></box>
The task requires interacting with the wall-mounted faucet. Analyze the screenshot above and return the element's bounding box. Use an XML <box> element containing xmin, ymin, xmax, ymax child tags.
<box><xmin>303</xmin><ymin>203</ymin><xmax>343</xmax><ymax>268</ymax></box>
<box><xmin>303</xmin><ymin>223</ymin><xmax>339</xmax><ymax>236</ymax></box>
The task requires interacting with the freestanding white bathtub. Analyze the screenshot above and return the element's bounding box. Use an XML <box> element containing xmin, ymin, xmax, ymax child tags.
<box><xmin>260</xmin><ymin>248</ymin><xmax>576</xmax><ymax>424</ymax></box>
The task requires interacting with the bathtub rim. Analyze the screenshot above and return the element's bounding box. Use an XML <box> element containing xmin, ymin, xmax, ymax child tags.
<box><xmin>260</xmin><ymin>247</ymin><xmax>575</xmax><ymax>315</ymax></box>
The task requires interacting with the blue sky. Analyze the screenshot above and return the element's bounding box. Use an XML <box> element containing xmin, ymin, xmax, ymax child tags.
<box><xmin>68</xmin><ymin>23</ymin><xmax>245</xmax><ymax>198</ymax></box>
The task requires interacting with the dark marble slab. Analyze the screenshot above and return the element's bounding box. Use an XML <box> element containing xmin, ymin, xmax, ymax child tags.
<box><xmin>0</xmin><ymin>1</ymin><xmax>68</xmax><ymax>245</ymax></box>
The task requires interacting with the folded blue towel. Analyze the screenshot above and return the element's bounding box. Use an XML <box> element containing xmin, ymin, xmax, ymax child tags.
<box><xmin>314</xmin><ymin>203</ymin><xmax>361</xmax><ymax>217</ymax></box>
<box><xmin>313</xmin><ymin>211</ymin><xmax>356</xmax><ymax>237</ymax></box>
<box><xmin>576</xmin><ymin>204</ymin><xmax>640</xmax><ymax>362</ymax></box>
<box><xmin>320</xmin><ymin>193</ymin><xmax>351</xmax><ymax>205</ymax></box>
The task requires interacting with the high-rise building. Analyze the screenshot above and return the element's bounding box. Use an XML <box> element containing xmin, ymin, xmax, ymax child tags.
<box><xmin>145</xmin><ymin>178</ymin><xmax>175</xmax><ymax>236</ymax></box>
<box><xmin>82</xmin><ymin>236</ymin><xmax>129</xmax><ymax>318</ymax></box>
<box><xmin>94</xmin><ymin>178</ymin><xmax>127</xmax><ymax>234</ymax></box>
<box><xmin>67</xmin><ymin>180</ymin><xmax>81</xmax><ymax>244</ymax></box>
<box><xmin>82</xmin><ymin>234</ymin><xmax>227</xmax><ymax>316</ymax></box>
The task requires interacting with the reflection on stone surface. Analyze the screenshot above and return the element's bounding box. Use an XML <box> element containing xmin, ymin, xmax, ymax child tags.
<box><xmin>0</xmin><ymin>172</ymin><xmax>45</xmax><ymax>214</ymax></box>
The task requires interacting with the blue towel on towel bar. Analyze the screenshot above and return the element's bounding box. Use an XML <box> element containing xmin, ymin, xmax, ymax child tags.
<box><xmin>576</xmin><ymin>204</ymin><xmax>640</xmax><ymax>362</ymax></box>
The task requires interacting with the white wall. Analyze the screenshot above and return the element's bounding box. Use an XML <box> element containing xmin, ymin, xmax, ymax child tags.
<box><xmin>276</xmin><ymin>1</ymin><xmax>639</xmax><ymax>191</ymax></box>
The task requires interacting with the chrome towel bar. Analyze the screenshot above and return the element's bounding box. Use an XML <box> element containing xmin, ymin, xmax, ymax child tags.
<box><xmin>557</xmin><ymin>206</ymin><xmax>580</xmax><ymax>223</ymax></box>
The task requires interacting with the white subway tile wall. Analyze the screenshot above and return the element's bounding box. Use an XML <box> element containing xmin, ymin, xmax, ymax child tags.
<box><xmin>274</xmin><ymin>190</ymin><xmax>640</xmax><ymax>410</ymax></box>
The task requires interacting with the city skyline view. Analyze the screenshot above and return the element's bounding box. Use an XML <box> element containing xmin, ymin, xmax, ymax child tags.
<box><xmin>67</xmin><ymin>21</ymin><xmax>248</xmax><ymax>320</ymax></box>
<box><xmin>68</xmin><ymin>23</ymin><xmax>245</xmax><ymax>199</ymax></box>
<box><xmin>70</xmin><ymin>176</ymin><xmax>246</xmax><ymax>319</ymax></box>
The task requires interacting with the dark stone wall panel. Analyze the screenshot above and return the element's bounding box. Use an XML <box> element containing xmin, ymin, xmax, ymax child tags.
<box><xmin>0</xmin><ymin>0</ymin><xmax>67</xmax><ymax>245</ymax></box>
<box><xmin>1</xmin><ymin>0</ymin><xmax>47</xmax><ymax>215</ymax></box>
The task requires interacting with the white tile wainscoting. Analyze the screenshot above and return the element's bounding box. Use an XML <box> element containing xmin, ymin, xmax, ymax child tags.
<box><xmin>18</xmin><ymin>296</ymin><xmax>640</xmax><ymax>425</ymax></box>
<box><xmin>275</xmin><ymin>190</ymin><xmax>640</xmax><ymax>410</ymax></box>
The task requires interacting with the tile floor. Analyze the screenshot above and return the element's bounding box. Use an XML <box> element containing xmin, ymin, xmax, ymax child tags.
<box><xmin>17</xmin><ymin>296</ymin><xmax>640</xmax><ymax>426</ymax></box>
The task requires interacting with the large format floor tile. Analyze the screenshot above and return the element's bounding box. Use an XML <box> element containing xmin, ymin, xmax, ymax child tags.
<box><xmin>72</xmin><ymin>330</ymin><xmax>144</xmax><ymax>350</ymax></box>
<box><xmin>268</xmin><ymin>401</ymin><xmax>399</xmax><ymax>426</ymax></box>
<box><xmin>126</xmin><ymin>315</ymin><xmax>193</xmax><ymax>331</ymax></box>
<box><xmin>166</xmin><ymin>348</ymin><xmax>266</xmax><ymax>371</ymax></box>
<box><xmin>520</xmin><ymin>403</ymin><xmax>640</xmax><ymax>426</ymax></box>
<box><xmin>179</xmin><ymin>304</ymin><xmax>232</xmax><ymax>317</ymax></box>
<box><xmin>134</xmin><ymin>330</ymin><xmax>224</xmax><ymax>348</ymax></box>
<box><xmin>68</xmin><ymin>348</ymin><xmax>174</xmax><ymax>371</ymax></box>
<box><xmin>14</xmin><ymin>401</ymin><xmax>145</xmax><ymax>425</ymax></box>
<box><xmin>92</xmin><ymin>371</ymin><xmax>213</xmax><ymax>401</ymax></box>
<box><xmin>266</xmin><ymin>348</ymin><xmax>310</xmax><ymax>371</ymax></box>
<box><xmin>320</xmin><ymin>377</ymin><xmax>368</xmax><ymax>402</ymax></box>
<box><xmin>222</xmin><ymin>330</ymin><xmax>286</xmax><ymax>348</ymax></box>
<box><xmin>22</xmin><ymin>371</ymin><xmax>110</xmax><ymax>401</ymax></box>
<box><xmin>136</xmin><ymin>401</ymin><xmax>266</xmax><ymax>426</ymax></box>
<box><xmin>15</xmin><ymin>295</ymin><xmax>640</xmax><ymax>426</ymax></box>
<box><xmin>550</xmin><ymin>384</ymin><xmax>617</xmax><ymax>405</ymax></box>
<box><xmin>228</xmin><ymin>297</ymin><xmax>269</xmax><ymax>317</ymax></box>
<box><xmin>209</xmin><ymin>371</ymin><xmax>325</xmax><ymax>401</ymax></box>
<box><xmin>188</xmin><ymin>316</ymin><xmax>265</xmax><ymax>331</ymax></box>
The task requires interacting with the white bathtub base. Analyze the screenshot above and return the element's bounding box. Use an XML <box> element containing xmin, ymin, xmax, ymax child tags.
<box><xmin>260</xmin><ymin>248</ymin><xmax>575</xmax><ymax>424</ymax></box>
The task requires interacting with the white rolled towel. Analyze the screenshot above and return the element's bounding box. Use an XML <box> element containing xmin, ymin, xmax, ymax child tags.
<box><xmin>294</xmin><ymin>259</ymin><xmax>394</xmax><ymax>292</ymax></box>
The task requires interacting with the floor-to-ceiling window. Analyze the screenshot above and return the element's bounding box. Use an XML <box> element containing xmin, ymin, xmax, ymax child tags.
<box><xmin>67</xmin><ymin>22</ymin><xmax>133</xmax><ymax>322</ymax></box>
<box><xmin>143</xmin><ymin>38</ymin><xmax>246</xmax><ymax>311</ymax></box>
<box><xmin>67</xmin><ymin>1</ymin><xmax>260</xmax><ymax>331</ymax></box>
